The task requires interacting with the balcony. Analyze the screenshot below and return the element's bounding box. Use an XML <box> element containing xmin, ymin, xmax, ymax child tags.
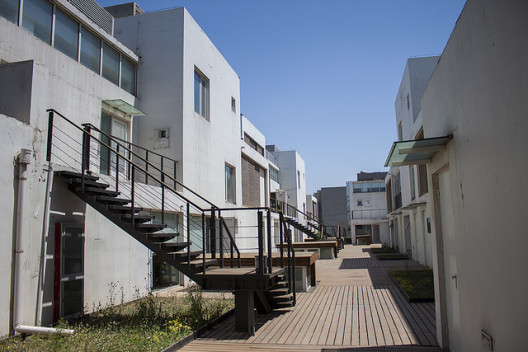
<box><xmin>351</xmin><ymin>209</ymin><xmax>388</xmax><ymax>220</ymax></box>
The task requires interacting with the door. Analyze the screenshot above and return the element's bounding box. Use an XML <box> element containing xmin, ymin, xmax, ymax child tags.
<box><xmin>111</xmin><ymin>118</ymin><xmax>128</xmax><ymax>176</ymax></box>
<box><xmin>404</xmin><ymin>215</ymin><xmax>412</xmax><ymax>256</ymax></box>
<box><xmin>100</xmin><ymin>112</ymin><xmax>129</xmax><ymax>177</ymax></box>
<box><xmin>438</xmin><ymin>170</ymin><xmax>461</xmax><ymax>351</ymax></box>
<box><xmin>54</xmin><ymin>223</ymin><xmax>84</xmax><ymax>321</ymax></box>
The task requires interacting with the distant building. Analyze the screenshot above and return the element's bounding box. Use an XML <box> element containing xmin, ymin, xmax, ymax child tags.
<box><xmin>315</xmin><ymin>186</ymin><xmax>349</xmax><ymax>240</ymax></box>
<box><xmin>346</xmin><ymin>172</ymin><xmax>388</xmax><ymax>245</ymax></box>
<box><xmin>385</xmin><ymin>56</ymin><xmax>438</xmax><ymax>267</ymax></box>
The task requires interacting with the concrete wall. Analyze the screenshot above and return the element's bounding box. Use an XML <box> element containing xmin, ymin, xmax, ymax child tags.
<box><xmin>0</xmin><ymin>7</ymin><xmax>146</xmax><ymax>336</ymax></box>
<box><xmin>389</xmin><ymin>57</ymin><xmax>438</xmax><ymax>266</ymax></box>
<box><xmin>317</xmin><ymin>186</ymin><xmax>348</xmax><ymax>236</ymax></box>
<box><xmin>421</xmin><ymin>0</ymin><xmax>528</xmax><ymax>350</ymax></box>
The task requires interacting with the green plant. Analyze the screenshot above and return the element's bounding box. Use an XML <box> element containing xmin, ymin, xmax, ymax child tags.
<box><xmin>390</xmin><ymin>269</ymin><xmax>434</xmax><ymax>300</ymax></box>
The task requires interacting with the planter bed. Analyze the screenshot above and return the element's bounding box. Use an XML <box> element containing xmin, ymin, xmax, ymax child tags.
<box><xmin>389</xmin><ymin>269</ymin><xmax>434</xmax><ymax>303</ymax></box>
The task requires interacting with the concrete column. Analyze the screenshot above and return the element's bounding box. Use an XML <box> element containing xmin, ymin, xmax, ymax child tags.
<box><xmin>234</xmin><ymin>290</ymin><xmax>255</xmax><ymax>334</ymax></box>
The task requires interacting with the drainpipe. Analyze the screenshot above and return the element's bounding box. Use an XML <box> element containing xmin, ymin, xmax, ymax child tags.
<box><xmin>9</xmin><ymin>149</ymin><xmax>32</xmax><ymax>336</ymax></box>
<box><xmin>35</xmin><ymin>162</ymin><xmax>53</xmax><ymax>326</ymax></box>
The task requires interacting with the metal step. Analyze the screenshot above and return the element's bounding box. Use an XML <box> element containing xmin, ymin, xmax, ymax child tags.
<box><xmin>120</xmin><ymin>214</ymin><xmax>153</xmax><ymax>223</ymax></box>
<box><xmin>135</xmin><ymin>223</ymin><xmax>166</xmax><ymax>232</ymax></box>
<box><xmin>271</xmin><ymin>301</ymin><xmax>294</xmax><ymax>309</ymax></box>
<box><xmin>170</xmin><ymin>250</ymin><xmax>202</xmax><ymax>260</ymax></box>
<box><xmin>95</xmin><ymin>196</ymin><xmax>131</xmax><ymax>205</ymax></box>
<box><xmin>270</xmin><ymin>294</ymin><xmax>293</xmax><ymax>303</ymax></box>
<box><xmin>181</xmin><ymin>259</ymin><xmax>218</xmax><ymax>270</ymax></box>
<box><xmin>266</xmin><ymin>288</ymin><xmax>289</xmax><ymax>297</ymax></box>
<box><xmin>56</xmin><ymin>170</ymin><xmax>99</xmax><ymax>181</ymax></box>
<box><xmin>152</xmin><ymin>241</ymin><xmax>190</xmax><ymax>251</ymax></box>
<box><xmin>67</xmin><ymin>178</ymin><xmax>109</xmax><ymax>189</ymax></box>
<box><xmin>146</xmin><ymin>232</ymin><xmax>179</xmax><ymax>242</ymax></box>
<box><xmin>107</xmin><ymin>205</ymin><xmax>143</xmax><ymax>213</ymax></box>
<box><xmin>75</xmin><ymin>186</ymin><xmax>120</xmax><ymax>197</ymax></box>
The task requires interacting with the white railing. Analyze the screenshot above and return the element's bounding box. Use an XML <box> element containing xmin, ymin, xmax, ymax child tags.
<box><xmin>352</xmin><ymin>209</ymin><xmax>387</xmax><ymax>219</ymax></box>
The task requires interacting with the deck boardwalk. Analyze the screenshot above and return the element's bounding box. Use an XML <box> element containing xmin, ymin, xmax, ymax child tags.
<box><xmin>179</xmin><ymin>245</ymin><xmax>439</xmax><ymax>352</ymax></box>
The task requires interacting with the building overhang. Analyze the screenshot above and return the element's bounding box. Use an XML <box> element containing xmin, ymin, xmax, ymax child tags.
<box><xmin>401</xmin><ymin>201</ymin><xmax>427</xmax><ymax>210</ymax></box>
<box><xmin>384</xmin><ymin>135</ymin><xmax>452</xmax><ymax>167</ymax></box>
<box><xmin>103</xmin><ymin>99</ymin><xmax>146</xmax><ymax>116</ymax></box>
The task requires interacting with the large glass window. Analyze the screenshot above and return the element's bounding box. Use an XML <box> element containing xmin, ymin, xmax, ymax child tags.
<box><xmin>54</xmin><ymin>7</ymin><xmax>78</xmax><ymax>60</ymax></box>
<box><xmin>225</xmin><ymin>164</ymin><xmax>236</xmax><ymax>204</ymax></box>
<box><xmin>270</xmin><ymin>167</ymin><xmax>279</xmax><ymax>183</ymax></box>
<box><xmin>194</xmin><ymin>70</ymin><xmax>209</xmax><ymax>119</ymax></box>
<box><xmin>80</xmin><ymin>27</ymin><xmax>101</xmax><ymax>73</ymax></box>
<box><xmin>22</xmin><ymin>0</ymin><xmax>52</xmax><ymax>44</ymax></box>
<box><xmin>121</xmin><ymin>56</ymin><xmax>136</xmax><ymax>95</ymax></box>
<box><xmin>0</xmin><ymin>0</ymin><xmax>19</xmax><ymax>24</ymax></box>
<box><xmin>102</xmin><ymin>42</ymin><xmax>119</xmax><ymax>85</ymax></box>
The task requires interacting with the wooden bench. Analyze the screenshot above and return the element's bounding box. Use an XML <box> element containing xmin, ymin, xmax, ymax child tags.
<box><xmin>277</xmin><ymin>240</ymin><xmax>338</xmax><ymax>260</ymax></box>
<box><xmin>206</xmin><ymin>251</ymin><xmax>318</xmax><ymax>291</ymax></box>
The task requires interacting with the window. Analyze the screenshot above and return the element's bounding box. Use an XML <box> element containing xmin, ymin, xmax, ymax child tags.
<box><xmin>102</xmin><ymin>42</ymin><xmax>119</xmax><ymax>85</ymax></box>
<box><xmin>121</xmin><ymin>56</ymin><xmax>136</xmax><ymax>95</ymax></box>
<box><xmin>80</xmin><ymin>27</ymin><xmax>101</xmax><ymax>73</ymax></box>
<box><xmin>357</xmin><ymin>200</ymin><xmax>363</xmax><ymax>206</ymax></box>
<box><xmin>243</xmin><ymin>133</ymin><xmax>264</xmax><ymax>155</ymax></box>
<box><xmin>270</xmin><ymin>167</ymin><xmax>279</xmax><ymax>183</ymax></box>
<box><xmin>0</xmin><ymin>0</ymin><xmax>19</xmax><ymax>24</ymax></box>
<box><xmin>194</xmin><ymin>69</ymin><xmax>209</xmax><ymax>119</ymax></box>
<box><xmin>410</xmin><ymin>166</ymin><xmax>416</xmax><ymax>200</ymax></box>
<box><xmin>406</xmin><ymin>94</ymin><xmax>410</xmax><ymax>110</ymax></box>
<box><xmin>397</xmin><ymin>122</ymin><xmax>403</xmax><ymax>141</ymax></box>
<box><xmin>22</xmin><ymin>0</ymin><xmax>52</xmax><ymax>44</ymax></box>
<box><xmin>225</xmin><ymin>164</ymin><xmax>236</xmax><ymax>204</ymax></box>
<box><xmin>54</xmin><ymin>8</ymin><xmax>78</xmax><ymax>60</ymax></box>
<box><xmin>231</xmin><ymin>97</ymin><xmax>236</xmax><ymax>113</ymax></box>
<box><xmin>353</xmin><ymin>182</ymin><xmax>386</xmax><ymax>193</ymax></box>
<box><xmin>415</xmin><ymin>129</ymin><xmax>428</xmax><ymax>196</ymax></box>
<box><xmin>2</xmin><ymin>1</ymin><xmax>137</xmax><ymax>94</ymax></box>
<box><xmin>297</xmin><ymin>170</ymin><xmax>301</xmax><ymax>189</ymax></box>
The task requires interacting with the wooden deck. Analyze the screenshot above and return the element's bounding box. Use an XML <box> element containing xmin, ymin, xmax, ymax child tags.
<box><xmin>179</xmin><ymin>245</ymin><xmax>439</xmax><ymax>352</ymax></box>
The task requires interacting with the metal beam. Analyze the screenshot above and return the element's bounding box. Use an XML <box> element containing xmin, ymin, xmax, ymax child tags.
<box><xmin>398</xmin><ymin>144</ymin><xmax>446</xmax><ymax>154</ymax></box>
<box><xmin>391</xmin><ymin>159</ymin><xmax>431</xmax><ymax>167</ymax></box>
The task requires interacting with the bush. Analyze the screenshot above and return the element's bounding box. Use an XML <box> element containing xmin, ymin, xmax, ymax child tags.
<box><xmin>390</xmin><ymin>270</ymin><xmax>434</xmax><ymax>300</ymax></box>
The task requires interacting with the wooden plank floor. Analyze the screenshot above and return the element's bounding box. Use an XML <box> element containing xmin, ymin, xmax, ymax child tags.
<box><xmin>180</xmin><ymin>245</ymin><xmax>439</xmax><ymax>352</ymax></box>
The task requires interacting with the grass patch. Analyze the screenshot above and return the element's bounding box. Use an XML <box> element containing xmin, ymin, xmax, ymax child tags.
<box><xmin>1</xmin><ymin>288</ymin><xmax>233</xmax><ymax>352</ymax></box>
<box><xmin>376</xmin><ymin>253</ymin><xmax>408</xmax><ymax>260</ymax></box>
<box><xmin>371</xmin><ymin>246</ymin><xmax>397</xmax><ymax>254</ymax></box>
<box><xmin>390</xmin><ymin>270</ymin><xmax>434</xmax><ymax>301</ymax></box>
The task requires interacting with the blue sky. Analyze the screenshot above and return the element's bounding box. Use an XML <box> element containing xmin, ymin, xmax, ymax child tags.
<box><xmin>99</xmin><ymin>0</ymin><xmax>466</xmax><ymax>194</ymax></box>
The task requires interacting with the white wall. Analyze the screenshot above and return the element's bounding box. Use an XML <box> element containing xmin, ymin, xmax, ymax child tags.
<box><xmin>421</xmin><ymin>0</ymin><xmax>528</xmax><ymax>350</ymax></box>
<box><xmin>0</xmin><ymin>10</ymin><xmax>146</xmax><ymax>336</ymax></box>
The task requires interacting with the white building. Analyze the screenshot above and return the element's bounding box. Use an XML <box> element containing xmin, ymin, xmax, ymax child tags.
<box><xmin>0</xmin><ymin>0</ymin><xmax>307</xmax><ymax>337</ymax></box>
<box><xmin>267</xmin><ymin>145</ymin><xmax>307</xmax><ymax>242</ymax></box>
<box><xmin>386</xmin><ymin>0</ymin><xmax>528</xmax><ymax>350</ymax></box>
<box><xmin>385</xmin><ymin>56</ymin><xmax>438</xmax><ymax>267</ymax></box>
<box><xmin>347</xmin><ymin>172</ymin><xmax>389</xmax><ymax>245</ymax></box>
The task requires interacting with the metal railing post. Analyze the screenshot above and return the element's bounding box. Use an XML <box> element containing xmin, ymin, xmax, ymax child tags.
<box><xmin>257</xmin><ymin>211</ymin><xmax>264</xmax><ymax>275</ymax></box>
<box><xmin>81</xmin><ymin>124</ymin><xmax>91</xmax><ymax>191</ymax></box>
<box><xmin>267</xmin><ymin>209</ymin><xmax>272</xmax><ymax>274</ymax></box>
<box><xmin>187</xmin><ymin>202</ymin><xmax>190</xmax><ymax>265</ymax></box>
<box><xmin>46</xmin><ymin>110</ymin><xmax>54</xmax><ymax>163</ymax></box>
<box><xmin>210</xmin><ymin>207</ymin><xmax>216</xmax><ymax>259</ymax></box>
<box><xmin>115</xmin><ymin>144</ymin><xmax>120</xmax><ymax>192</ymax></box>
<box><xmin>202</xmin><ymin>212</ymin><xmax>206</xmax><ymax>274</ymax></box>
<box><xmin>291</xmin><ymin>229</ymin><xmax>296</xmax><ymax>306</ymax></box>
<box><xmin>279</xmin><ymin>213</ymin><xmax>284</xmax><ymax>268</ymax></box>
<box><xmin>219</xmin><ymin>210</ymin><xmax>224</xmax><ymax>268</ymax></box>
<box><xmin>145</xmin><ymin>150</ymin><xmax>149</xmax><ymax>184</ymax></box>
<box><xmin>131</xmin><ymin>165</ymin><xmax>135</xmax><ymax>226</ymax></box>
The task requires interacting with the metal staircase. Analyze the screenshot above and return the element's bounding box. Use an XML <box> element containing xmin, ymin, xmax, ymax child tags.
<box><xmin>46</xmin><ymin>109</ymin><xmax>296</xmax><ymax>333</ymax></box>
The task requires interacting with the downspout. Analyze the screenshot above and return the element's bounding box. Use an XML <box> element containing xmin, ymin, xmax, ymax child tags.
<box><xmin>35</xmin><ymin>162</ymin><xmax>53</xmax><ymax>325</ymax></box>
<box><xmin>9</xmin><ymin>149</ymin><xmax>32</xmax><ymax>336</ymax></box>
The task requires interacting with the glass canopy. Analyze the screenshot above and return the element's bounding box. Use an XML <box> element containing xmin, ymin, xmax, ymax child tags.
<box><xmin>384</xmin><ymin>135</ymin><xmax>452</xmax><ymax>167</ymax></box>
<box><xmin>103</xmin><ymin>99</ymin><xmax>146</xmax><ymax>116</ymax></box>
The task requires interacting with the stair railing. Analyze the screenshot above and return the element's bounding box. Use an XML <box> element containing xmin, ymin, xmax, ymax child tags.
<box><xmin>46</xmin><ymin>109</ymin><xmax>295</xmax><ymax>296</ymax></box>
<box><xmin>47</xmin><ymin>109</ymin><xmax>244</xmax><ymax>275</ymax></box>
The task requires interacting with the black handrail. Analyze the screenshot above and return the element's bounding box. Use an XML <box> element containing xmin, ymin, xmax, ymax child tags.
<box><xmin>47</xmin><ymin>109</ymin><xmax>296</xmax><ymax>304</ymax></box>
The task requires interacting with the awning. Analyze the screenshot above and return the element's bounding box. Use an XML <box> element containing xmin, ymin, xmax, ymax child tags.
<box><xmin>103</xmin><ymin>99</ymin><xmax>146</xmax><ymax>116</ymax></box>
<box><xmin>385</xmin><ymin>135</ymin><xmax>452</xmax><ymax>167</ymax></box>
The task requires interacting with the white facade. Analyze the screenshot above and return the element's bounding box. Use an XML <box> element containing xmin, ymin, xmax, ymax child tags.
<box><xmin>0</xmin><ymin>0</ymin><xmax>147</xmax><ymax>336</ymax></box>
<box><xmin>387</xmin><ymin>56</ymin><xmax>438</xmax><ymax>267</ymax></box>
<box><xmin>391</xmin><ymin>0</ymin><xmax>528</xmax><ymax>350</ymax></box>
<box><xmin>347</xmin><ymin>179</ymin><xmax>389</xmax><ymax>245</ymax></box>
